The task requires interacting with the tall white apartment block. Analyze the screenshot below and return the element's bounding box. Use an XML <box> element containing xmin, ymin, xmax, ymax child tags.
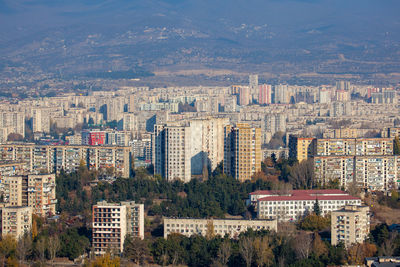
<box><xmin>0</xmin><ymin>112</ymin><xmax>25</xmax><ymax>140</ymax></box>
<box><xmin>153</xmin><ymin>117</ymin><xmax>229</xmax><ymax>182</ymax></box>
<box><xmin>122</xmin><ymin>113</ymin><xmax>136</xmax><ymax>132</ymax></box>
<box><xmin>92</xmin><ymin>201</ymin><xmax>127</xmax><ymax>255</ymax></box>
<box><xmin>32</xmin><ymin>108</ymin><xmax>50</xmax><ymax>133</ymax></box>
<box><xmin>121</xmin><ymin>201</ymin><xmax>145</xmax><ymax>240</ymax></box>
<box><xmin>274</xmin><ymin>84</ymin><xmax>289</xmax><ymax>104</ymax></box>
<box><xmin>1</xmin><ymin>206</ymin><xmax>32</xmax><ymax>239</ymax></box>
<box><xmin>165</xmin><ymin>125</ymin><xmax>191</xmax><ymax>182</ymax></box>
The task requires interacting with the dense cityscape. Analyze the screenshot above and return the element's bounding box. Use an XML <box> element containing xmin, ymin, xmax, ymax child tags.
<box><xmin>1</xmin><ymin>0</ymin><xmax>400</xmax><ymax>267</ymax></box>
<box><xmin>0</xmin><ymin>77</ymin><xmax>398</xmax><ymax>266</ymax></box>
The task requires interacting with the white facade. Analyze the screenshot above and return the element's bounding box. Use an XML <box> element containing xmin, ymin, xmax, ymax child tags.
<box><xmin>255</xmin><ymin>190</ymin><xmax>362</xmax><ymax>221</ymax></box>
<box><xmin>164</xmin><ymin>218</ymin><xmax>277</xmax><ymax>238</ymax></box>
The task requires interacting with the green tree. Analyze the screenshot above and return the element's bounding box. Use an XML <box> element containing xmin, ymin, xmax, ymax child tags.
<box><xmin>313</xmin><ymin>199</ymin><xmax>321</xmax><ymax>216</ymax></box>
<box><xmin>123</xmin><ymin>235</ymin><xmax>149</xmax><ymax>265</ymax></box>
<box><xmin>299</xmin><ymin>214</ymin><xmax>330</xmax><ymax>232</ymax></box>
<box><xmin>58</xmin><ymin>228</ymin><xmax>90</xmax><ymax>260</ymax></box>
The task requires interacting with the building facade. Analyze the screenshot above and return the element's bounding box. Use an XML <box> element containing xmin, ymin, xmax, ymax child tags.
<box><xmin>224</xmin><ymin>123</ymin><xmax>261</xmax><ymax>182</ymax></box>
<box><xmin>92</xmin><ymin>201</ymin><xmax>145</xmax><ymax>255</ymax></box>
<box><xmin>1</xmin><ymin>174</ymin><xmax>56</xmax><ymax>217</ymax></box>
<box><xmin>0</xmin><ymin>144</ymin><xmax>132</xmax><ymax>178</ymax></box>
<box><xmin>163</xmin><ymin>218</ymin><xmax>277</xmax><ymax>238</ymax></box>
<box><xmin>255</xmin><ymin>189</ymin><xmax>361</xmax><ymax>221</ymax></box>
<box><xmin>331</xmin><ymin>205</ymin><xmax>370</xmax><ymax>246</ymax></box>
<box><xmin>1</xmin><ymin>206</ymin><xmax>32</xmax><ymax>239</ymax></box>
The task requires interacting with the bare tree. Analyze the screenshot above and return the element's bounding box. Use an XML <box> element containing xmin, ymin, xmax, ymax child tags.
<box><xmin>293</xmin><ymin>232</ymin><xmax>312</xmax><ymax>260</ymax></box>
<box><xmin>16</xmin><ymin>233</ymin><xmax>32</xmax><ymax>266</ymax></box>
<box><xmin>288</xmin><ymin>159</ymin><xmax>314</xmax><ymax>189</ymax></box>
<box><xmin>48</xmin><ymin>236</ymin><xmax>60</xmax><ymax>266</ymax></box>
<box><xmin>217</xmin><ymin>240</ymin><xmax>231</xmax><ymax>266</ymax></box>
<box><xmin>36</xmin><ymin>237</ymin><xmax>47</xmax><ymax>265</ymax></box>
<box><xmin>253</xmin><ymin>237</ymin><xmax>274</xmax><ymax>267</ymax></box>
<box><xmin>239</xmin><ymin>237</ymin><xmax>254</xmax><ymax>267</ymax></box>
<box><xmin>381</xmin><ymin>232</ymin><xmax>398</xmax><ymax>256</ymax></box>
<box><xmin>347</xmin><ymin>178</ymin><xmax>361</xmax><ymax>197</ymax></box>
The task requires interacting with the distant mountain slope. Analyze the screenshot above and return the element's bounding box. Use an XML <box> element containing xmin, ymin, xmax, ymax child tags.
<box><xmin>0</xmin><ymin>0</ymin><xmax>399</xmax><ymax>75</ymax></box>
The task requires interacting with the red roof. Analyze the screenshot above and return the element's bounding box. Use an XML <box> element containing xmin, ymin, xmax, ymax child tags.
<box><xmin>250</xmin><ymin>189</ymin><xmax>346</xmax><ymax>196</ymax></box>
<box><xmin>258</xmin><ymin>194</ymin><xmax>360</xmax><ymax>202</ymax></box>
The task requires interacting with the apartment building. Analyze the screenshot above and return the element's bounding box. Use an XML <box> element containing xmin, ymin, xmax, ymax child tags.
<box><xmin>163</xmin><ymin>218</ymin><xmax>277</xmax><ymax>238</ymax></box>
<box><xmin>0</xmin><ymin>144</ymin><xmax>132</xmax><ymax>178</ymax></box>
<box><xmin>314</xmin><ymin>155</ymin><xmax>400</xmax><ymax>191</ymax></box>
<box><xmin>1</xmin><ymin>174</ymin><xmax>56</xmax><ymax>217</ymax></box>
<box><xmin>289</xmin><ymin>136</ymin><xmax>316</xmax><ymax>162</ymax></box>
<box><xmin>92</xmin><ymin>201</ymin><xmax>127</xmax><ymax>255</ymax></box>
<box><xmin>120</xmin><ymin>201</ymin><xmax>145</xmax><ymax>240</ymax></box>
<box><xmin>153</xmin><ymin>117</ymin><xmax>229</xmax><ymax>182</ymax></box>
<box><xmin>0</xmin><ymin>112</ymin><xmax>25</xmax><ymax>141</ymax></box>
<box><xmin>1</xmin><ymin>206</ymin><xmax>32</xmax><ymax>239</ymax></box>
<box><xmin>224</xmin><ymin>123</ymin><xmax>262</xmax><ymax>182</ymax></box>
<box><xmin>82</xmin><ymin>129</ymin><xmax>105</xmax><ymax>146</ymax></box>
<box><xmin>255</xmin><ymin>189</ymin><xmax>361</xmax><ymax>221</ymax></box>
<box><xmin>0</xmin><ymin>161</ymin><xmax>25</xmax><ymax>180</ymax></box>
<box><xmin>331</xmin><ymin>205</ymin><xmax>370</xmax><ymax>246</ymax></box>
<box><xmin>92</xmin><ymin>201</ymin><xmax>144</xmax><ymax>255</ymax></box>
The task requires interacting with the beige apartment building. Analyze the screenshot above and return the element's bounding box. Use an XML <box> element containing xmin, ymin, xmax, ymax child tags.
<box><xmin>1</xmin><ymin>206</ymin><xmax>32</xmax><ymax>239</ymax></box>
<box><xmin>92</xmin><ymin>201</ymin><xmax>145</xmax><ymax>255</ymax></box>
<box><xmin>120</xmin><ymin>201</ymin><xmax>145</xmax><ymax>240</ymax></box>
<box><xmin>224</xmin><ymin>123</ymin><xmax>262</xmax><ymax>182</ymax></box>
<box><xmin>288</xmin><ymin>136</ymin><xmax>316</xmax><ymax>162</ymax></box>
<box><xmin>0</xmin><ymin>144</ymin><xmax>132</xmax><ymax>178</ymax></box>
<box><xmin>331</xmin><ymin>205</ymin><xmax>370</xmax><ymax>246</ymax></box>
<box><xmin>164</xmin><ymin>218</ymin><xmax>277</xmax><ymax>238</ymax></box>
<box><xmin>1</xmin><ymin>174</ymin><xmax>57</xmax><ymax>217</ymax></box>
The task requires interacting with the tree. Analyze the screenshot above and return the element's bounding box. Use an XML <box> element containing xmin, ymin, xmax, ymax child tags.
<box><xmin>253</xmin><ymin>237</ymin><xmax>274</xmax><ymax>267</ymax></box>
<box><xmin>239</xmin><ymin>237</ymin><xmax>254</xmax><ymax>267</ymax></box>
<box><xmin>7</xmin><ymin>133</ymin><xmax>23</xmax><ymax>141</ymax></box>
<box><xmin>347</xmin><ymin>179</ymin><xmax>361</xmax><ymax>197</ymax></box>
<box><xmin>206</xmin><ymin>220</ymin><xmax>215</xmax><ymax>240</ymax></box>
<box><xmin>123</xmin><ymin>235</ymin><xmax>149</xmax><ymax>265</ymax></box>
<box><xmin>48</xmin><ymin>236</ymin><xmax>60</xmax><ymax>266</ymax></box>
<box><xmin>216</xmin><ymin>240</ymin><xmax>231</xmax><ymax>267</ymax></box>
<box><xmin>0</xmin><ymin>235</ymin><xmax>17</xmax><ymax>267</ymax></box>
<box><xmin>89</xmin><ymin>253</ymin><xmax>120</xmax><ymax>267</ymax></box>
<box><xmin>347</xmin><ymin>242</ymin><xmax>377</xmax><ymax>265</ymax></box>
<box><xmin>381</xmin><ymin>232</ymin><xmax>398</xmax><ymax>256</ymax></box>
<box><xmin>313</xmin><ymin>199</ymin><xmax>321</xmax><ymax>216</ymax></box>
<box><xmin>299</xmin><ymin>214</ymin><xmax>330</xmax><ymax>232</ymax></box>
<box><xmin>288</xmin><ymin>159</ymin><xmax>315</xmax><ymax>189</ymax></box>
<box><xmin>293</xmin><ymin>232</ymin><xmax>312</xmax><ymax>260</ymax></box>
<box><xmin>32</xmin><ymin>219</ymin><xmax>38</xmax><ymax>239</ymax></box>
<box><xmin>312</xmin><ymin>233</ymin><xmax>328</xmax><ymax>258</ymax></box>
<box><xmin>16</xmin><ymin>233</ymin><xmax>32</xmax><ymax>266</ymax></box>
<box><xmin>35</xmin><ymin>237</ymin><xmax>47</xmax><ymax>264</ymax></box>
<box><xmin>394</xmin><ymin>136</ymin><xmax>400</xmax><ymax>155</ymax></box>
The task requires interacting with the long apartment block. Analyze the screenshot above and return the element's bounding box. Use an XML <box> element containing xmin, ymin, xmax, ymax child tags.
<box><xmin>163</xmin><ymin>217</ymin><xmax>277</xmax><ymax>238</ymax></box>
<box><xmin>314</xmin><ymin>155</ymin><xmax>400</xmax><ymax>191</ymax></box>
<box><xmin>316</xmin><ymin>138</ymin><xmax>394</xmax><ymax>156</ymax></box>
<box><xmin>254</xmin><ymin>189</ymin><xmax>361</xmax><ymax>221</ymax></box>
<box><xmin>0</xmin><ymin>144</ymin><xmax>132</xmax><ymax>178</ymax></box>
